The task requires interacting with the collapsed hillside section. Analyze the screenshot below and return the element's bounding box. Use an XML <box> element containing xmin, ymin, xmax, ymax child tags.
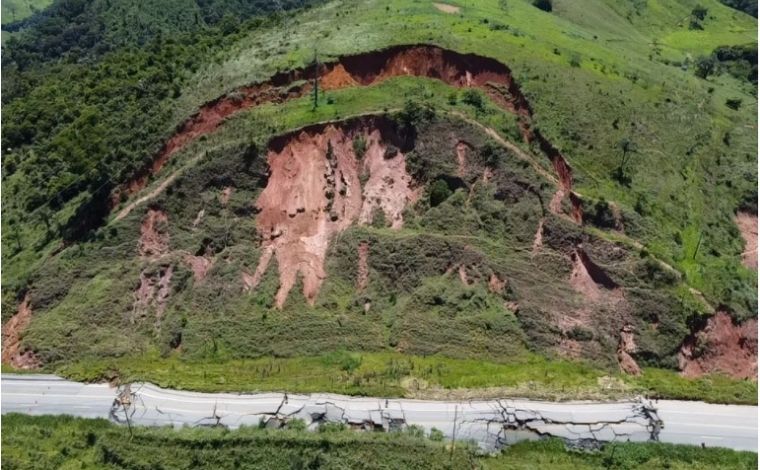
<box><xmin>112</xmin><ymin>45</ymin><xmax>580</xmax><ymax>223</ymax></box>
<box><xmin>244</xmin><ymin>116</ymin><xmax>417</xmax><ymax>308</ymax></box>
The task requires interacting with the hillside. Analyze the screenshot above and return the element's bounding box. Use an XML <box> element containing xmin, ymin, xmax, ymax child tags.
<box><xmin>1</xmin><ymin>0</ymin><xmax>757</xmax><ymax>404</ymax></box>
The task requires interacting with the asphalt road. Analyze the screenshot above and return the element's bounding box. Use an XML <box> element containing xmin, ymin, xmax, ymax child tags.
<box><xmin>2</xmin><ymin>374</ymin><xmax>756</xmax><ymax>452</ymax></box>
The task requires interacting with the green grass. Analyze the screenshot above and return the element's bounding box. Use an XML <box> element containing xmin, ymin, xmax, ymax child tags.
<box><xmin>1</xmin><ymin>0</ymin><xmax>51</xmax><ymax>24</ymax></box>
<box><xmin>56</xmin><ymin>351</ymin><xmax>757</xmax><ymax>404</ymax></box>
<box><xmin>3</xmin><ymin>414</ymin><xmax>757</xmax><ymax>470</ymax></box>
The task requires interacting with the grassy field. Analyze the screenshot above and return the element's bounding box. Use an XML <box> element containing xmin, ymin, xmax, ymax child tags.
<box><xmin>3</xmin><ymin>414</ymin><xmax>757</xmax><ymax>469</ymax></box>
<box><xmin>52</xmin><ymin>351</ymin><xmax>757</xmax><ymax>404</ymax></box>
<box><xmin>1</xmin><ymin>0</ymin><xmax>51</xmax><ymax>24</ymax></box>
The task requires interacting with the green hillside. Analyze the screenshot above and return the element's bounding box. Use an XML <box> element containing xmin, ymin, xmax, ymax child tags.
<box><xmin>1</xmin><ymin>0</ymin><xmax>757</xmax><ymax>407</ymax></box>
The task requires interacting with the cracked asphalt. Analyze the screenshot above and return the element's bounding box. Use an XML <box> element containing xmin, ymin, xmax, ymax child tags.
<box><xmin>2</xmin><ymin>374</ymin><xmax>756</xmax><ymax>452</ymax></box>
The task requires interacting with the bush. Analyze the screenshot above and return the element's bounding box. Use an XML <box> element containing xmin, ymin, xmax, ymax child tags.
<box><xmin>726</xmin><ymin>98</ymin><xmax>742</xmax><ymax>110</ymax></box>
<box><xmin>352</xmin><ymin>135</ymin><xmax>367</xmax><ymax>159</ymax></box>
<box><xmin>694</xmin><ymin>55</ymin><xmax>716</xmax><ymax>79</ymax></box>
<box><xmin>532</xmin><ymin>0</ymin><xmax>552</xmax><ymax>12</ymax></box>
<box><xmin>429</xmin><ymin>428</ymin><xmax>445</xmax><ymax>441</ymax></box>
<box><xmin>461</xmin><ymin>89</ymin><xmax>485</xmax><ymax>112</ymax></box>
<box><xmin>429</xmin><ymin>179</ymin><xmax>453</xmax><ymax>207</ymax></box>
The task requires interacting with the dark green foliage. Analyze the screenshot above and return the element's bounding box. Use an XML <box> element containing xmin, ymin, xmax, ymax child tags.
<box><xmin>461</xmin><ymin>88</ymin><xmax>485</xmax><ymax>111</ymax></box>
<box><xmin>532</xmin><ymin>0</ymin><xmax>552</xmax><ymax>13</ymax></box>
<box><xmin>3</xmin><ymin>0</ymin><xmax>320</xmax><ymax>65</ymax></box>
<box><xmin>691</xmin><ymin>5</ymin><xmax>708</xmax><ymax>21</ymax></box>
<box><xmin>726</xmin><ymin>98</ymin><xmax>743</xmax><ymax>110</ymax></box>
<box><xmin>429</xmin><ymin>179</ymin><xmax>453</xmax><ymax>207</ymax></box>
<box><xmin>719</xmin><ymin>0</ymin><xmax>757</xmax><ymax>17</ymax></box>
<box><xmin>1</xmin><ymin>414</ymin><xmax>478</xmax><ymax>469</ymax></box>
<box><xmin>714</xmin><ymin>44</ymin><xmax>757</xmax><ymax>84</ymax></box>
<box><xmin>694</xmin><ymin>55</ymin><xmax>717</xmax><ymax>78</ymax></box>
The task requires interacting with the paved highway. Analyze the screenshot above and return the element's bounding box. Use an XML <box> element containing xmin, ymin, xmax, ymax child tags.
<box><xmin>2</xmin><ymin>374</ymin><xmax>756</xmax><ymax>452</ymax></box>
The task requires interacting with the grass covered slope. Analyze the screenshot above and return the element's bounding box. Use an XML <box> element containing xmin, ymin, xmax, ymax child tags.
<box><xmin>1</xmin><ymin>0</ymin><xmax>757</xmax><ymax>402</ymax></box>
<box><xmin>3</xmin><ymin>414</ymin><xmax>758</xmax><ymax>470</ymax></box>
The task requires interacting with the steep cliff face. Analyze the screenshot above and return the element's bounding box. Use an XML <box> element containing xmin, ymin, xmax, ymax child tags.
<box><xmin>246</xmin><ymin>118</ymin><xmax>417</xmax><ymax>308</ymax></box>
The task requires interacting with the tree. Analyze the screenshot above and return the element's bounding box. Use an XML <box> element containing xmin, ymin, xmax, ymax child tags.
<box><xmin>692</xmin><ymin>5</ymin><xmax>708</xmax><ymax>20</ymax></box>
<box><xmin>612</xmin><ymin>138</ymin><xmax>637</xmax><ymax>185</ymax></box>
<box><xmin>430</xmin><ymin>180</ymin><xmax>453</xmax><ymax>207</ymax></box>
<box><xmin>532</xmin><ymin>0</ymin><xmax>553</xmax><ymax>12</ymax></box>
<box><xmin>694</xmin><ymin>55</ymin><xmax>717</xmax><ymax>79</ymax></box>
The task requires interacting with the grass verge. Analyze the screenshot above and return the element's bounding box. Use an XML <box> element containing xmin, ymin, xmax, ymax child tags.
<box><xmin>55</xmin><ymin>351</ymin><xmax>757</xmax><ymax>405</ymax></box>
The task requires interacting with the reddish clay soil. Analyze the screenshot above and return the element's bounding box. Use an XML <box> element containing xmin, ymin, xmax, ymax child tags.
<box><xmin>112</xmin><ymin>45</ymin><xmax>580</xmax><ymax>223</ymax></box>
<box><xmin>488</xmin><ymin>273</ymin><xmax>506</xmax><ymax>294</ymax></box>
<box><xmin>248</xmin><ymin>117</ymin><xmax>415</xmax><ymax>308</ymax></box>
<box><xmin>455</xmin><ymin>141</ymin><xmax>471</xmax><ymax>178</ymax></box>
<box><xmin>133</xmin><ymin>265</ymin><xmax>173</xmax><ymax>320</ymax></box>
<box><xmin>678</xmin><ymin>312</ymin><xmax>757</xmax><ymax>380</ymax></box>
<box><xmin>184</xmin><ymin>254</ymin><xmax>213</xmax><ymax>282</ymax></box>
<box><xmin>531</xmin><ymin>218</ymin><xmax>544</xmax><ymax>255</ymax></box>
<box><xmin>1</xmin><ymin>293</ymin><xmax>41</xmax><ymax>369</ymax></box>
<box><xmin>617</xmin><ymin>325</ymin><xmax>641</xmax><ymax>375</ymax></box>
<box><xmin>569</xmin><ymin>247</ymin><xmax>619</xmax><ymax>302</ymax></box>
<box><xmin>735</xmin><ymin>211</ymin><xmax>757</xmax><ymax>270</ymax></box>
<box><xmin>357</xmin><ymin>242</ymin><xmax>370</xmax><ymax>292</ymax></box>
<box><xmin>138</xmin><ymin>208</ymin><xmax>169</xmax><ymax>257</ymax></box>
<box><xmin>458</xmin><ymin>265</ymin><xmax>471</xmax><ymax>285</ymax></box>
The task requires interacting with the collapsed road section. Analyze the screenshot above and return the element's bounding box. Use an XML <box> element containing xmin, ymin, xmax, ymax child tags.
<box><xmin>2</xmin><ymin>374</ymin><xmax>757</xmax><ymax>452</ymax></box>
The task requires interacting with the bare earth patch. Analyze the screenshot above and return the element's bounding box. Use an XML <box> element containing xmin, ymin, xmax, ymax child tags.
<box><xmin>433</xmin><ymin>2</ymin><xmax>460</xmax><ymax>14</ymax></box>
<box><xmin>249</xmin><ymin>118</ymin><xmax>415</xmax><ymax>308</ymax></box>
<box><xmin>1</xmin><ymin>293</ymin><xmax>41</xmax><ymax>369</ymax></box>
<box><xmin>735</xmin><ymin>211</ymin><xmax>757</xmax><ymax>270</ymax></box>
<box><xmin>678</xmin><ymin>311</ymin><xmax>757</xmax><ymax>380</ymax></box>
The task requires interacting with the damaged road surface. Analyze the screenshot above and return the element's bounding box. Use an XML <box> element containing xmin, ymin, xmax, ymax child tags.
<box><xmin>2</xmin><ymin>374</ymin><xmax>756</xmax><ymax>452</ymax></box>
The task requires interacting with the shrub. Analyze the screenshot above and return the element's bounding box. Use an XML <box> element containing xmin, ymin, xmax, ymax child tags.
<box><xmin>429</xmin><ymin>179</ymin><xmax>453</xmax><ymax>207</ymax></box>
<box><xmin>694</xmin><ymin>55</ymin><xmax>716</xmax><ymax>78</ymax></box>
<box><xmin>429</xmin><ymin>428</ymin><xmax>445</xmax><ymax>441</ymax></box>
<box><xmin>352</xmin><ymin>135</ymin><xmax>367</xmax><ymax>159</ymax></box>
<box><xmin>726</xmin><ymin>98</ymin><xmax>742</xmax><ymax>110</ymax></box>
<box><xmin>532</xmin><ymin>0</ymin><xmax>552</xmax><ymax>12</ymax></box>
<box><xmin>692</xmin><ymin>5</ymin><xmax>708</xmax><ymax>20</ymax></box>
<box><xmin>461</xmin><ymin>89</ymin><xmax>484</xmax><ymax>112</ymax></box>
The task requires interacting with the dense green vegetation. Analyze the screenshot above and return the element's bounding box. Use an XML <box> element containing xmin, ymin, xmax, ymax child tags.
<box><xmin>3</xmin><ymin>414</ymin><xmax>757</xmax><ymax>469</ymax></box>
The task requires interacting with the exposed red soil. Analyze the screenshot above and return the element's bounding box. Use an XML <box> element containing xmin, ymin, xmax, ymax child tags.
<box><xmin>455</xmin><ymin>140</ymin><xmax>472</xmax><ymax>178</ymax></box>
<box><xmin>1</xmin><ymin>293</ymin><xmax>42</xmax><ymax>369</ymax></box>
<box><xmin>531</xmin><ymin>218</ymin><xmax>544</xmax><ymax>256</ymax></box>
<box><xmin>248</xmin><ymin>117</ymin><xmax>414</xmax><ymax>308</ymax></box>
<box><xmin>184</xmin><ymin>254</ymin><xmax>213</xmax><ymax>282</ymax></box>
<box><xmin>138</xmin><ymin>208</ymin><xmax>169</xmax><ymax>257</ymax></box>
<box><xmin>357</xmin><ymin>242</ymin><xmax>370</xmax><ymax>292</ymax></box>
<box><xmin>111</xmin><ymin>44</ymin><xmax>580</xmax><ymax>224</ymax></box>
<box><xmin>458</xmin><ymin>265</ymin><xmax>471</xmax><ymax>285</ymax></box>
<box><xmin>735</xmin><ymin>211</ymin><xmax>757</xmax><ymax>270</ymax></box>
<box><xmin>678</xmin><ymin>312</ymin><xmax>757</xmax><ymax>380</ymax></box>
<box><xmin>488</xmin><ymin>273</ymin><xmax>506</xmax><ymax>294</ymax></box>
<box><xmin>617</xmin><ymin>324</ymin><xmax>641</xmax><ymax>375</ymax></box>
<box><xmin>569</xmin><ymin>247</ymin><xmax>619</xmax><ymax>301</ymax></box>
<box><xmin>133</xmin><ymin>265</ymin><xmax>173</xmax><ymax>320</ymax></box>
